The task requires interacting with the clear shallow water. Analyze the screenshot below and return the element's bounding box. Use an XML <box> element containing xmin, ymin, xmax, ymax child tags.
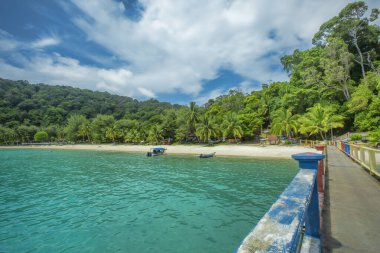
<box><xmin>0</xmin><ymin>149</ymin><xmax>298</xmax><ymax>253</ymax></box>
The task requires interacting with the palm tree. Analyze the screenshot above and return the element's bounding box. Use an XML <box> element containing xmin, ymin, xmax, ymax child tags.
<box><xmin>270</xmin><ymin>108</ymin><xmax>299</xmax><ymax>139</ymax></box>
<box><xmin>141</xmin><ymin>130</ymin><xmax>148</xmax><ymax>144</ymax></box>
<box><xmin>132</xmin><ymin>129</ymin><xmax>142</xmax><ymax>144</ymax></box>
<box><xmin>64</xmin><ymin>114</ymin><xmax>88</xmax><ymax>142</ymax></box>
<box><xmin>124</xmin><ymin>129</ymin><xmax>133</xmax><ymax>143</ymax></box>
<box><xmin>105</xmin><ymin>124</ymin><xmax>119</xmax><ymax>143</ymax></box>
<box><xmin>79</xmin><ymin>123</ymin><xmax>92</xmax><ymax>142</ymax></box>
<box><xmin>148</xmin><ymin>125</ymin><xmax>163</xmax><ymax>144</ymax></box>
<box><xmin>196</xmin><ymin>115</ymin><xmax>219</xmax><ymax>143</ymax></box>
<box><xmin>260</xmin><ymin>93</ymin><xmax>272</xmax><ymax>123</ymax></box>
<box><xmin>187</xmin><ymin>102</ymin><xmax>199</xmax><ymax>140</ymax></box>
<box><xmin>130</xmin><ymin>129</ymin><xmax>143</xmax><ymax>144</ymax></box>
<box><xmin>299</xmin><ymin>103</ymin><xmax>345</xmax><ymax>140</ymax></box>
<box><xmin>222</xmin><ymin>113</ymin><xmax>244</xmax><ymax>142</ymax></box>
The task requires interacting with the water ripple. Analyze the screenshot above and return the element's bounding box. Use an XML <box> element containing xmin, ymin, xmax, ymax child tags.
<box><xmin>0</xmin><ymin>150</ymin><xmax>297</xmax><ymax>253</ymax></box>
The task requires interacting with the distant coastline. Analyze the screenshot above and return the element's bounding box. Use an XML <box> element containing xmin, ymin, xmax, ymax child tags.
<box><xmin>0</xmin><ymin>144</ymin><xmax>318</xmax><ymax>159</ymax></box>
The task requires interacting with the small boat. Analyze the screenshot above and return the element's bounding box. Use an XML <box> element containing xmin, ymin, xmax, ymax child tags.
<box><xmin>199</xmin><ymin>152</ymin><xmax>216</xmax><ymax>158</ymax></box>
<box><xmin>147</xmin><ymin>147</ymin><xmax>166</xmax><ymax>157</ymax></box>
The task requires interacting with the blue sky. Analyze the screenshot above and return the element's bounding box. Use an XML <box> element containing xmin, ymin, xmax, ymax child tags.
<box><xmin>0</xmin><ymin>0</ymin><xmax>378</xmax><ymax>104</ymax></box>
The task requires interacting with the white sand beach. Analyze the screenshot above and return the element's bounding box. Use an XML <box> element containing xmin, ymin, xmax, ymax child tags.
<box><xmin>0</xmin><ymin>144</ymin><xmax>320</xmax><ymax>159</ymax></box>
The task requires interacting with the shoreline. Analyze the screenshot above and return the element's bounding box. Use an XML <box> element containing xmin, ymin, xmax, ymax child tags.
<box><xmin>0</xmin><ymin>144</ymin><xmax>319</xmax><ymax>159</ymax></box>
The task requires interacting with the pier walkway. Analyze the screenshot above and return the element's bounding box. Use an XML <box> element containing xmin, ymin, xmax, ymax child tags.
<box><xmin>322</xmin><ymin>146</ymin><xmax>380</xmax><ymax>252</ymax></box>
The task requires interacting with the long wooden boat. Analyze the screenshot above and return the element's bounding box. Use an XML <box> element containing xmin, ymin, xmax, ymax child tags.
<box><xmin>147</xmin><ymin>147</ymin><xmax>166</xmax><ymax>157</ymax></box>
<box><xmin>199</xmin><ymin>152</ymin><xmax>216</xmax><ymax>158</ymax></box>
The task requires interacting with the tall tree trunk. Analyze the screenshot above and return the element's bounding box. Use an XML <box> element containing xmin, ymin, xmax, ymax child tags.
<box><xmin>341</xmin><ymin>82</ymin><xmax>350</xmax><ymax>101</ymax></box>
<box><xmin>367</xmin><ymin>53</ymin><xmax>380</xmax><ymax>75</ymax></box>
<box><xmin>350</xmin><ymin>28</ymin><xmax>366</xmax><ymax>78</ymax></box>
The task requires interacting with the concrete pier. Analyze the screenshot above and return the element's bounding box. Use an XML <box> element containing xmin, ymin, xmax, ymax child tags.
<box><xmin>322</xmin><ymin>146</ymin><xmax>380</xmax><ymax>252</ymax></box>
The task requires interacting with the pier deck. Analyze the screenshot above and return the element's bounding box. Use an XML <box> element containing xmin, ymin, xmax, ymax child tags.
<box><xmin>322</xmin><ymin>146</ymin><xmax>380</xmax><ymax>252</ymax></box>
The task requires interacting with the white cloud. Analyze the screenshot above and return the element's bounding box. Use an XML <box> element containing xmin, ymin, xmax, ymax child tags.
<box><xmin>0</xmin><ymin>29</ymin><xmax>20</xmax><ymax>51</ymax></box>
<box><xmin>67</xmin><ymin>0</ymin><xmax>374</xmax><ymax>97</ymax></box>
<box><xmin>31</xmin><ymin>37</ymin><xmax>60</xmax><ymax>48</ymax></box>
<box><xmin>0</xmin><ymin>53</ymin><xmax>136</xmax><ymax>96</ymax></box>
<box><xmin>1</xmin><ymin>0</ymin><xmax>379</xmax><ymax>101</ymax></box>
<box><xmin>138</xmin><ymin>87</ymin><xmax>155</xmax><ymax>98</ymax></box>
<box><xmin>0</xmin><ymin>31</ymin><xmax>60</xmax><ymax>51</ymax></box>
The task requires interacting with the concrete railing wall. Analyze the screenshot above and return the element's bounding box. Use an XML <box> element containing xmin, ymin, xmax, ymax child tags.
<box><xmin>235</xmin><ymin>152</ymin><xmax>325</xmax><ymax>253</ymax></box>
<box><xmin>335</xmin><ymin>141</ymin><xmax>380</xmax><ymax>178</ymax></box>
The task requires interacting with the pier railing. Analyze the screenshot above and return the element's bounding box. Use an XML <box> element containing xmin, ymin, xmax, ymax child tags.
<box><xmin>299</xmin><ymin>140</ymin><xmax>334</xmax><ymax>147</ymax></box>
<box><xmin>235</xmin><ymin>152</ymin><xmax>325</xmax><ymax>253</ymax></box>
<box><xmin>299</xmin><ymin>140</ymin><xmax>317</xmax><ymax>147</ymax></box>
<box><xmin>336</xmin><ymin>141</ymin><xmax>380</xmax><ymax>177</ymax></box>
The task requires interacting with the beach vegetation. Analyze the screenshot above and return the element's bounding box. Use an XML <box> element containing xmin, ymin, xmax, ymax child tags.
<box><xmin>0</xmin><ymin>126</ymin><xmax>17</xmax><ymax>145</ymax></box>
<box><xmin>187</xmin><ymin>101</ymin><xmax>200</xmax><ymax>141</ymax></box>
<box><xmin>34</xmin><ymin>131</ymin><xmax>49</xmax><ymax>142</ymax></box>
<box><xmin>222</xmin><ymin>113</ymin><xmax>244</xmax><ymax>142</ymax></box>
<box><xmin>16</xmin><ymin>125</ymin><xmax>38</xmax><ymax>143</ymax></box>
<box><xmin>91</xmin><ymin>115</ymin><xmax>115</xmax><ymax>143</ymax></box>
<box><xmin>0</xmin><ymin>2</ymin><xmax>379</xmax><ymax>145</ymax></box>
<box><xmin>148</xmin><ymin>125</ymin><xmax>163</xmax><ymax>144</ymax></box>
<box><xmin>349</xmin><ymin>134</ymin><xmax>362</xmax><ymax>141</ymax></box>
<box><xmin>368</xmin><ymin>129</ymin><xmax>380</xmax><ymax>143</ymax></box>
<box><xmin>270</xmin><ymin>108</ymin><xmax>299</xmax><ymax>139</ymax></box>
<box><xmin>64</xmin><ymin>114</ymin><xmax>89</xmax><ymax>142</ymax></box>
<box><xmin>196</xmin><ymin>115</ymin><xmax>219</xmax><ymax>143</ymax></box>
<box><xmin>298</xmin><ymin>104</ymin><xmax>345</xmax><ymax>140</ymax></box>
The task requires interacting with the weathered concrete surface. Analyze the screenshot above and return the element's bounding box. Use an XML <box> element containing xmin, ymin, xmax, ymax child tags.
<box><xmin>322</xmin><ymin>146</ymin><xmax>380</xmax><ymax>253</ymax></box>
<box><xmin>301</xmin><ymin>236</ymin><xmax>320</xmax><ymax>253</ymax></box>
<box><xmin>237</xmin><ymin>169</ymin><xmax>317</xmax><ymax>253</ymax></box>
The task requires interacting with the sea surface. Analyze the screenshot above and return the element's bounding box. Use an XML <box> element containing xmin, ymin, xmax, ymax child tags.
<box><xmin>0</xmin><ymin>149</ymin><xmax>298</xmax><ymax>253</ymax></box>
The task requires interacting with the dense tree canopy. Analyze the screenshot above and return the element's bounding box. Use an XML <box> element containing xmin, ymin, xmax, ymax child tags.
<box><xmin>0</xmin><ymin>2</ymin><xmax>379</xmax><ymax>145</ymax></box>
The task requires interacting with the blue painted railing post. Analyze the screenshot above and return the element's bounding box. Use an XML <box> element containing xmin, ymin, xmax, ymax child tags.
<box><xmin>343</xmin><ymin>142</ymin><xmax>350</xmax><ymax>156</ymax></box>
<box><xmin>291</xmin><ymin>152</ymin><xmax>325</xmax><ymax>238</ymax></box>
<box><xmin>236</xmin><ymin>152</ymin><xmax>326</xmax><ymax>253</ymax></box>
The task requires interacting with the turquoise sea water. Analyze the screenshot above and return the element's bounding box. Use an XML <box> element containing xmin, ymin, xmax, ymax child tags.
<box><xmin>0</xmin><ymin>149</ymin><xmax>298</xmax><ymax>253</ymax></box>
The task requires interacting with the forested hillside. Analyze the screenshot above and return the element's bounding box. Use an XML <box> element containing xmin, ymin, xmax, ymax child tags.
<box><xmin>0</xmin><ymin>78</ymin><xmax>182</xmax><ymax>143</ymax></box>
<box><xmin>0</xmin><ymin>1</ymin><xmax>379</xmax><ymax>145</ymax></box>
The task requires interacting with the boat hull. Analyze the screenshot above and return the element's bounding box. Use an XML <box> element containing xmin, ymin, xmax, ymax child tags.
<box><xmin>199</xmin><ymin>152</ymin><xmax>216</xmax><ymax>158</ymax></box>
<box><xmin>147</xmin><ymin>151</ymin><xmax>165</xmax><ymax>157</ymax></box>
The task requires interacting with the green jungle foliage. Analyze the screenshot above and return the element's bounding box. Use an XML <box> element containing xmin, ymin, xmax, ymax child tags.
<box><xmin>349</xmin><ymin>133</ymin><xmax>363</xmax><ymax>141</ymax></box>
<box><xmin>34</xmin><ymin>131</ymin><xmax>48</xmax><ymax>142</ymax></box>
<box><xmin>0</xmin><ymin>2</ymin><xmax>379</xmax><ymax>145</ymax></box>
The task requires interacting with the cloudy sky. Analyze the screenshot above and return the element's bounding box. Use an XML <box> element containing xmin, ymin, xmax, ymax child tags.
<box><xmin>0</xmin><ymin>0</ymin><xmax>378</xmax><ymax>104</ymax></box>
